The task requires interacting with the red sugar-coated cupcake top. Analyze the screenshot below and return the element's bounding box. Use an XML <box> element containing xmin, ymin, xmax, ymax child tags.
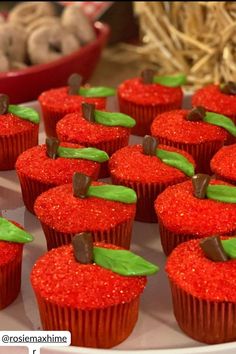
<box><xmin>151</xmin><ymin>109</ymin><xmax>227</xmax><ymax>144</ymax></box>
<box><xmin>0</xmin><ymin>113</ymin><xmax>37</xmax><ymax>136</ymax></box>
<box><xmin>31</xmin><ymin>242</ymin><xmax>146</xmax><ymax>309</ymax></box>
<box><xmin>211</xmin><ymin>144</ymin><xmax>236</xmax><ymax>182</ymax></box>
<box><xmin>38</xmin><ymin>87</ymin><xmax>106</xmax><ymax>114</ymax></box>
<box><xmin>15</xmin><ymin>142</ymin><xmax>100</xmax><ymax>184</ymax></box>
<box><xmin>109</xmin><ymin>144</ymin><xmax>195</xmax><ymax>183</ymax></box>
<box><xmin>155</xmin><ymin>179</ymin><xmax>236</xmax><ymax>236</ymax></box>
<box><xmin>166</xmin><ymin>237</ymin><xmax>236</xmax><ymax>302</ymax></box>
<box><xmin>118</xmin><ymin>78</ymin><xmax>183</xmax><ymax>105</ymax></box>
<box><xmin>56</xmin><ymin>112</ymin><xmax>129</xmax><ymax>145</ymax></box>
<box><xmin>0</xmin><ymin>241</ymin><xmax>22</xmax><ymax>267</ymax></box>
<box><xmin>192</xmin><ymin>84</ymin><xmax>236</xmax><ymax>117</ymax></box>
<box><xmin>34</xmin><ymin>182</ymin><xmax>136</xmax><ymax>233</ymax></box>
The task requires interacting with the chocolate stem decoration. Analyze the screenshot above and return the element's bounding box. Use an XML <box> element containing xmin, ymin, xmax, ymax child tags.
<box><xmin>73</xmin><ymin>172</ymin><xmax>92</xmax><ymax>198</ymax></box>
<box><xmin>192</xmin><ymin>174</ymin><xmax>211</xmax><ymax>199</ymax></box>
<box><xmin>187</xmin><ymin>106</ymin><xmax>206</xmax><ymax>121</ymax></box>
<box><xmin>46</xmin><ymin>137</ymin><xmax>59</xmax><ymax>159</ymax></box>
<box><xmin>68</xmin><ymin>73</ymin><xmax>82</xmax><ymax>95</ymax></box>
<box><xmin>200</xmin><ymin>236</ymin><xmax>229</xmax><ymax>262</ymax></box>
<box><xmin>143</xmin><ymin>135</ymin><xmax>158</xmax><ymax>156</ymax></box>
<box><xmin>141</xmin><ymin>69</ymin><xmax>155</xmax><ymax>84</ymax></box>
<box><xmin>0</xmin><ymin>94</ymin><xmax>9</xmax><ymax>115</ymax></box>
<box><xmin>82</xmin><ymin>103</ymin><xmax>95</xmax><ymax>122</ymax></box>
<box><xmin>220</xmin><ymin>81</ymin><xmax>236</xmax><ymax>95</ymax></box>
<box><xmin>72</xmin><ymin>232</ymin><xmax>94</xmax><ymax>264</ymax></box>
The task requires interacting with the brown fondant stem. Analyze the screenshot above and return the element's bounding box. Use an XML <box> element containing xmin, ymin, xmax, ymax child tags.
<box><xmin>187</xmin><ymin>106</ymin><xmax>206</xmax><ymax>121</ymax></box>
<box><xmin>200</xmin><ymin>236</ymin><xmax>229</xmax><ymax>262</ymax></box>
<box><xmin>142</xmin><ymin>135</ymin><xmax>158</xmax><ymax>156</ymax></box>
<box><xmin>0</xmin><ymin>94</ymin><xmax>9</xmax><ymax>115</ymax></box>
<box><xmin>141</xmin><ymin>69</ymin><xmax>155</xmax><ymax>84</ymax></box>
<box><xmin>82</xmin><ymin>103</ymin><xmax>95</xmax><ymax>122</ymax></box>
<box><xmin>220</xmin><ymin>81</ymin><xmax>236</xmax><ymax>95</ymax></box>
<box><xmin>73</xmin><ymin>172</ymin><xmax>92</xmax><ymax>198</ymax></box>
<box><xmin>46</xmin><ymin>137</ymin><xmax>59</xmax><ymax>159</ymax></box>
<box><xmin>72</xmin><ymin>232</ymin><xmax>94</xmax><ymax>264</ymax></box>
<box><xmin>192</xmin><ymin>174</ymin><xmax>210</xmax><ymax>199</ymax></box>
<box><xmin>68</xmin><ymin>73</ymin><xmax>82</xmax><ymax>95</ymax></box>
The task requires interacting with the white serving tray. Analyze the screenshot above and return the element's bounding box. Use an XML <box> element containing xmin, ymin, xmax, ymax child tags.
<box><xmin>0</xmin><ymin>99</ymin><xmax>235</xmax><ymax>354</ymax></box>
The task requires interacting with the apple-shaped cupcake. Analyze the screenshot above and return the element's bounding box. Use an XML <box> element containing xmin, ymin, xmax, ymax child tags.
<box><xmin>210</xmin><ymin>144</ymin><xmax>236</xmax><ymax>185</ymax></box>
<box><xmin>0</xmin><ymin>94</ymin><xmax>39</xmax><ymax>170</ymax></box>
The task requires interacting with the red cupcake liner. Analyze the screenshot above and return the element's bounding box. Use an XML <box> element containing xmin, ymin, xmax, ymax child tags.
<box><xmin>34</xmin><ymin>293</ymin><xmax>140</xmax><ymax>348</ymax></box>
<box><xmin>0</xmin><ymin>127</ymin><xmax>38</xmax><ymax>171</ymax></box>
<box><xmin>0</xmin><ymin>247</ymin><xmax>23</xmax><ymax>309</ymax></box>
<box><xmin>158</xmin><ymin>219</ymin><xmax>236</xmax><ymax>256</ymax></box>
<box><xmin>154</xmin><ymin>137</ymin><xmax>224</xmax><ymax>175</ymax></box>
<box><xmin>213</xmin><ymin>174</ymin><xmax>236</xmax><ymax>186</ymax></box>
<box><xmin>40</xmin><ymin>219</ymin><xmax>134</xmax><ymax>251</ymax></box>
<box><xmin>40</xmin><ymin>101</ymin><xmax>106</xmax><ymax>138</ymax></box>
<box><xmin>111</xmin><ymin>175</ymin><xmax>188</xmax><ymax>223</ymax></box>
<box><xmin>169</xmin><ymin>280</ymin><xmax>236</xmax><ymax>344</ymax></box>
<box><xmin>118</xmin><ymin>95</ymin><xmax>182</xmax><ymax>136</ymax></box>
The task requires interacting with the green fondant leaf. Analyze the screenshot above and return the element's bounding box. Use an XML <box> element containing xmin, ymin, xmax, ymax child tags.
<box><xmin>153</xmin><ymin>74</ymin><xmax>186</xmax><ymax>87</ymax></box>
<box><xmin>206</xmin><ymin>185</ymin><xmax>236</xmax><ymax>203</ymax></box>
<box><xmin>156</xmin><ymin>149</ymin><xmax>194</xmax><ymax>177</ymax></box>
<box><xmin>0</xmin><ymin>218</ymin><xmax>33</xmax><ymax>243</ymax></box>
<box><xmin>57</xmin><ymin>146</ymin><xmax>109</xmax><ymax>163</ymax></box>
<box><xmin>79</xmin><ymin>87</ymin><xmax>116</xmax><ymax>97</ymax></box>
<box><xmin>93</xmin><ymin>247</ymin><xmax>159</xmax><ymax>276</ymax></box>
<box><xmin>204</xmin><ymin>112</ymin><xmax>236</xmax><ymax>137</ymax></box>
<box><xmin>87</xmin><ymin>185</ymin><xmax>137</xmax><ymax>204</ymax></box>
<box><xmin>94</xmin><ymin>110</ymin><xmax>136</xmax><ymax>128</ymax></box>
<box><xmin>8</xmin><ymin>105</ymin><xmax>40</xmax><ymax>124</ymax></box>
<box><xmin>221</xmin><ymin>238</ymin><xmax>236</xmax><ymax>259</ymax></box>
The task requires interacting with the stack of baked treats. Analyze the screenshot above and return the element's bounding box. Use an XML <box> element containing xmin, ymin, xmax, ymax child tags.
<box><xmin>1</xmin><ymin>66</ymin><xmax>236</xmax><ymax>349</ymax></box>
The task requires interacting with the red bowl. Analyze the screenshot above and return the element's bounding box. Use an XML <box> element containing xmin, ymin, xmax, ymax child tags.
<box><xmin>0</xmin><ymin>22</ymin><xmax>110</xmax><ymax>104</ymax></box>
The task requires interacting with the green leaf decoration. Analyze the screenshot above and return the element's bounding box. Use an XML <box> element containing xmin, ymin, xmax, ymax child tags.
<box><xmin>8</xmin><ymin>105</ymin><xmax>40</xmax><ymax>124</ymax></box>
<box><xmin>204</xmin><ymin>112</ymin><xmax>236</xmax><ymax>137</ymax></box>
<box><xmin>221</xmin><ymin>238</ymin><xmax>236</xmax><ymax>259</ymax></box>
<box><xmin>156</xmin><ymin>148</ymin><xmax>194</xmax><ymax>177</ymax></box>
<box><xmin>94</xmin><ymin>110</ymin><xmax>136</xmax><ymax>128</ymax></box>
<box><xmin>79</xmin><ymin>87</ymin><xmax>116</xmax><ymax>97</ymax></box>
<box><xmin>93</xmin><ymin>247</ymin><xmax>159</xmax><ymax>276</ymax></box>
<box><xmin>153</xmin><ymin>74</ymin><xmax>186</xmax><ymax>87</ymax></box>
<box><xmin>206</xmin><ymin>185</ymin><xmax>236</xmax><ymax>203</ymax></box>
<box><xmin>0</xmin><ymin>217</ymin><xmax>33</xmax><ymax>243</ymax></box>
<box><xmin>57</xmin><ymin>146</ymin><xmax>109</xmax><ymax>163</ymax></box>
<box><xmin>87</xmin><ymin>185</ymin><xmax>137</xmax><ymax>204</ymax></box>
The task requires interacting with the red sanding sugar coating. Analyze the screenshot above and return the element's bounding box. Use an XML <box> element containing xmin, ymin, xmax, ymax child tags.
<box><xmin>38</xmin><ymin>87</ymin><xmax>106</xmax><ymax>113</ymax></box>
<box><xmin>192</xmin><ymin>84</ymin><xmax>236</xmax><ymax>117</ymax></box>
<box><xmin>109</xmin><ymin>144</ymin><xmax>195</xmax><ymax>183</ymax></box>
<box><xmin>151</xmin><ymin>110</ymin><xmax>227</xmax><ymax>144</ymax></box>
<box><xmin>0</xmin><ymin>113</ymin><xmax>36</xmax><ymax>136</ymax></box>
<box><xmin>16</xmin><ymin>142</ymin><xmax>99</xmax><ymax>184</ymax></box>
<box><xmin>166</xmin><ymin>238</ymin><xmax>236</xmax><ymax>302</ymax></box>
<box><xmin>155</xmin><ymin>179</ymin><xmax>236</xmax><ymax>236</ymax></box>
<box><xmin>57</xmin><ymin>112</ymin><xmax>130</xmax><ymax>145</ymax></box>
<box><xmin>31</xmin><ymin>242</ymin><xmax>146</xmax><ymax>309</ymax></box>
<box><xmin>0</xmin><ymin>241</ymin><xmax>22</xmax><ymax>267</ymax></box>
<box><xmin>34</xmin><ymin>182</ymin><xmax>136</xmax><ymax>233</ymax></box>
<box><xmin>211</xmin><ymin>144</ymin><xmax>236</xmax><ymax>182</ymax></box>
<box><xmin>118</xmin><ymin>78</ymin><xmax>183</xmax><ymax>105</ymax></box>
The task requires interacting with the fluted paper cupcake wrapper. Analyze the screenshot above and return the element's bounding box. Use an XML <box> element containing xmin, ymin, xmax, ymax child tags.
<box><xmin>154</xmin><ymin>137</ymin><xmax>224</xmax><ymax>175</ymax></box>
<box><xmin>118</xmin><ymin>95</ymin><xmax>182</xmax><ymax>136</ymax></box>
<box><xmin>111</xmin><ymin>174</ymin><xmax>188</xmax><ymax>223</ymax></box>
<box><xmin>213</xmin><ymin>174</ymin><xmax>236</xmax><ymax>186</ymax></box>
<box><xmin>169</xmin><ymin>280</ymin><xmax>236</xmax><ymax>344</ymax></box>
<box><xmin>0</xmin><ymin>249</ymin><xmax>23</xmax><ymax>309</ymax></box>
<box><xmin>40</xmin><ymin>218</ymin><xmax>134</xmax><ymax>251</ymax></box>
<box><xmin>34</xmin><ymin>293</ymin><xmax>140</xmax><ymax>348</ymax></box>
<box><xmin>0</xmin><ymin>127</ymin><xmax>38</xmax><ymax>171</ymax></box>
<box><xmin>158</xmin><ymin>219</ymin><xmax>236</xmax><ymax>256</ymax></box>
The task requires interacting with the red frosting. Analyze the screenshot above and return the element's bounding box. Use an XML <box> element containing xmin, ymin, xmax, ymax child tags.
<box><xmin>109</xmin><ymin>144</ymin><xmax>195</xmax><ymax>183</ymax></box>
<box><xmin>118</xmin><ymin>78</ymin><xmax>183</xmax><ymax>105</ymax></box>
<box><xmin>34</xmin><ymin>182</ymin><xmax>136</xmax><ymax>233</ymax></box>
<box><xmin>151</xmin><ymin>109</ymin><xmax>227</xmax><ymax>144</ymax></box>
<box><xmin>31</xmin><ymin>242</ymin><xmax>146</xmax><ymax>309</ymax></box>
<box><xmin>211</xmin><ymin>144</ymin><xmax>236</xmax><ymax>182</ymax></box>
<box><xmin>0</xmin><ymin>113</ymin><xmax>37</xmax><ymax>136</ymax></box>
<box><xmin>192</xmin><ymin>84</ymin><xmax>236</xmax><ymax>117</ymax></box>
<box><xmin>15</xmin><ymin>142</ymin><xmax>100</xmax><ymax>184</ymax></box>
<box><xmin>166</xmin><ymin>237</ymin><xmax>236</xmax><ymax>302</ymax></box>
<box><xmin>0</xmin><ymin>241</ymin><xmax>22</xmax><ymax>267</ymax></box>
<box><xmin>38</xmin><ymin>87</ymin><xmax>106</xmax><ymax>113</ymax></box>
<box><xmin>155</xmin><ymin>179</ymin><xmax>236</xmax><ymax>236</ymax></box>
<box><xmin>56</xmin><ymin>112</ymin><xmax>130</xmax><ymax>145</ymax></box>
